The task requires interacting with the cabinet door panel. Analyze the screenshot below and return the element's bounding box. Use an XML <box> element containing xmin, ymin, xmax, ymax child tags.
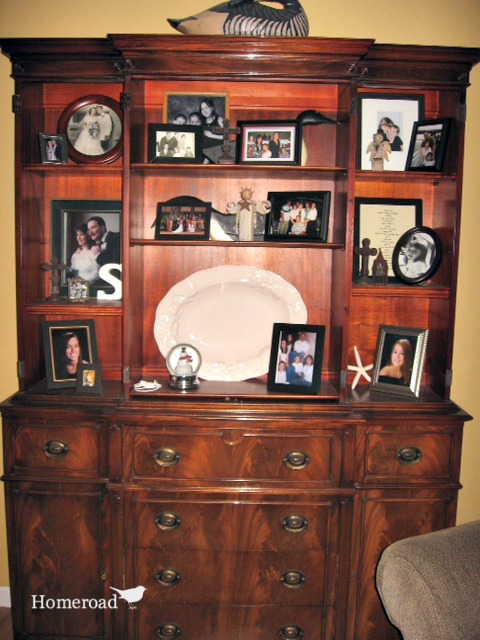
<box><xmin>132</xmin><ymin>498</ymin><xmax>333</xmax><ymax>551</ymax></box>
<box><xmin>7</xmin><ymin>482</ymin><xmax>106</xmax><ymax>639</ymax></box>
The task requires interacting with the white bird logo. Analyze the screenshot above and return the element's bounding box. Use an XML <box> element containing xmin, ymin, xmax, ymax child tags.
<box><xmin>110</xmin><ymin>585</ymin><xmax>147</xmax><ymax>608</ymax></box>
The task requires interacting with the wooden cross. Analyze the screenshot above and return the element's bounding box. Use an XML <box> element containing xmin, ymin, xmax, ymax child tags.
<box><xmin>212</xmin><ymin>119</ymin><xmax>240</xmax><ymax>164</ymax></box>
<box><xmin>354</xmin><ymin>238</ymin><xmax>377</xmax><ymax>284</ymax></box>
<box><xmin>42</xmin><ymin>257</ymin><xmax>67</xmax><ymax>301</ymax></box>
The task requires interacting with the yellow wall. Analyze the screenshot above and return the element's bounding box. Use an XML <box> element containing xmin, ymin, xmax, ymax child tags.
<box><xmin>0</xmin><ymin>0</ymin><xmax>479</xmax><ymax>587</ymax></box>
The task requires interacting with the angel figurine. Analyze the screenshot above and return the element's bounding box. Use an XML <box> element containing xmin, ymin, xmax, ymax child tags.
<box><xmin>366</xmin><ymin>132</ymin><xmax>391</xmax><ymax>171</ymax></box>
<box><xmin>225</xmin><ymin>186</ymin><xmax>271</xmax><ymax>241</ymax></box>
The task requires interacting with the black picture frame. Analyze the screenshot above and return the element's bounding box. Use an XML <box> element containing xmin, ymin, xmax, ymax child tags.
<box><xmin>76</xmin><ymin>363</ymin><xmax>103</xmax><ymax>395</ymax></box>
<box><xmin>357</xmin><ymin>93</ymin><xmax>425</xmax><ymax>171</ymax></box>
<box><xmin>354</xmin><ymin>198</ymin><xmax>423</xmax><ymax>281</ymax></box>
<box><xmin>371</xmin><ymin>325</ymin><xmax>429</xmax><ymax>397</ymax></box>
<box><xmin>42</xmin><ymin>320</ymin><xmax>99</xmax><ymax>389</ymax></box>
<box><xmin>51</xmin><ymin>199</ymin><xmax>122</xmax><ymax>297</ymax></box>
<box><xmin>164</xmin><ymin>91</ymin><xmax>229</xmax><ymax>125</ymax></box>
<box><xmin>237</xmin><ymin>121</ymin><xmax>301</xmax><ymax>166</ymax></box>
<box><xmin>392</xmin><ymin>226</ymin><xmax>443</xmax><ymax>285</ymax></box>
<box><xmin>39</xmin><ymin>133</ymin><xmax>68</xmax><ymax>164</ymax></box>
<box><xmin>267</xmin><ymin>323</ymin><xmax>326</xmax><ymax>394</ymax></box>
<box><xmin>153</xmin><ymin>197</ymin><xmax>211</xmax><ymax>241</ymax></box>
<box><xmin>406</xmin><ymin>119</ymin><xmax>451</xmax><ymax>172</ymax></box>
<box><xmin>148</xmin><ymin>124</ymin><xmax>203</xmax><ymax>164</ymax></box>
<box><xmin>58</xmin><ymin>95</ymin><xmax>122</xmax><ymax>164</ymax></box>
<box><xmin>265</xmin><ymin>191</ymin><xmax>331</xmax><ymax>242</ymax></box>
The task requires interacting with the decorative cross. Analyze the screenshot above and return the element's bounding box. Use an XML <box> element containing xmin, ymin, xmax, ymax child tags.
<box><xmin>212</xmin><ymin>119</ymin><xmax>240</xmax><ymax>164</ymax></box>
<box><xmin>354</xmin><ymin>238</ymin><xmax>377</xmax><ymax>284</ymax></box>
<box><xmin>42</xmin><ymin>257</ymin><xmax>67</xmax><ymax>301</ymax></box>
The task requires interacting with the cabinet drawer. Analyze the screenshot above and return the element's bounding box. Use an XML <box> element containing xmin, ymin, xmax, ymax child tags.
<box><xmin>130</xmin><ymin>431</ymin><xmax>340</xmax><ymax>484</ymax></box>
<box><xmin>132</xmin><ymin>498</ymin><xmax>334</xmax><ymax>552</ymax></box>
<box><xmin>134</xmin><ymin>549</ymin><xmax>325</xmax><ymax>606</ymax></box>
<box><xmin>138</xmin><ymin>604</ymin><xmax>325</xmax><ymax>640</ymax></box>
<box><xmin>364</xmin><ymin>430</ymin><xmax>454</xmax><ymax>482</ymax></box>
<box><xmin>13</xmin><ymin>424</ymin><xmax>102</xmax><ymax>476</ymax></box>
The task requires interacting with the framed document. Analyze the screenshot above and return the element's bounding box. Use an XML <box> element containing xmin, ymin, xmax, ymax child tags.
<box><xmin>354</xmin><ymin>198</ymin><xmax>423</xmax><ymax>281</ymax></box>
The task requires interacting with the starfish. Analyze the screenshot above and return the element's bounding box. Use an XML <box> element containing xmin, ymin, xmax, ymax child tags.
<box><xmin>348</xmin><ymin>346</ymin><xmax>373</xmax><ymax>390</ymax></box>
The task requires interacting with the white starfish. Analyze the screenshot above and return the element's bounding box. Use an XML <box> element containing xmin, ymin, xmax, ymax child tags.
<box><xmin>348</xmin><ymin>345</ymin><xmax>373</xmax><ymax>390</ymax></box>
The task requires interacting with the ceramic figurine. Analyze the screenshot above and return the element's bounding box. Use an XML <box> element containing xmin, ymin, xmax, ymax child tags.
<box><xmin>224</xmin><ymin>187</ymin><xmax>271</xmax><ymax>241</ymax></box>
<box><xmin>366</xmin><ymin>132</ymin><xmax>391</xmax><ymax>170</ymax></box>
<box><xmin>168</xmin><ymin>0</ymin><xmax>309</xmax><ymax>37</ymax></box>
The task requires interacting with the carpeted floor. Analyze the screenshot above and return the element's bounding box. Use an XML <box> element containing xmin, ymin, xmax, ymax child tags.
<box><xmin>0</xmin><ymin>607</ymin><xmax>13</xmax><ymax>639</ymax></box>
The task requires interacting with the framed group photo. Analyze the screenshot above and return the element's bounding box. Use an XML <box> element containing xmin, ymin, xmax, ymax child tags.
<box><xmin>267</xmin><ymin>323</ymin><xmax>326</xmax><ymax>394</ymax></box>
<box><xmin>265</xmin><ymin>191</ymin><xmax>331</xmax><ymax>242</ymax></box>
<box><xmin>153</xmin><ymin>197</ymin><xmax>211</xmax><ymax>240</ymax></box>
<box><xmin>148</xmin><ymin>123</ymin><xmax>202</xmax><ymax>164</ymax></box>
<box><xmin>406</xmin><ymin>118</ymin><xmax>451</xmax><ymax>172</ymax></box>
<box><xmin>357</xmin><ymin>93</ymin><xmax>425</xmax><ymax>171</ymax></box>
<box><xmin>42</xmin><ymin>320</ymin><xmax>99</xmax><ymax>389</ymax></box>
<box><xmin>51</xmin><ymin>199</ymin><xmax>122</xmax><ymax>296</ymax></box>
<box><xmin>354</xmin><ymin>198</ymin><xmax>422</xmax><ymax>281</ymax></box>
<box><xmin>58</xmin><ymin>95</ymin><xmax>123</xmax><ymax>165</ymax></box>
<box><xmin>392</xmin><ymin>226</ymin><xmax>443</xmax><ymax>285</ymax></box>
<box><xmin>371</xmin><ymin>325</ymin><xmax>429</xmax><ymax>397</ymax></box>
<box><xmin>237</xmin><ymin>121</ymin><xmax>300</xmax><ymax>165</ymax></box>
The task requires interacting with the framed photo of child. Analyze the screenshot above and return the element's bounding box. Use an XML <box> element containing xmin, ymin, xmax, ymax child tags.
<box><xmin>267</xmin><ymin>323</ymin><xmax>326</xmax><ymax>394</ymax></box>
<box><xmin>392</xmin><ymin>226</ymin><xmax>442</xmax><ymax>285</ymax></box>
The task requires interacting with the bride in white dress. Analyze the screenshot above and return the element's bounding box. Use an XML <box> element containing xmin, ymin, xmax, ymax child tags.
<box><xmin>70</xmin><ymin>223</ymin><xmax>101</xmax><ymax>283</ymax></box>
<box><xmin>73</xmin><ymin>106</ymin><xmax>103</xmax><ymax>155</ymax></box>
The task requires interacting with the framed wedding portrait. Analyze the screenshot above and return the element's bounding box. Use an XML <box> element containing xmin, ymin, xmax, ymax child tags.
<box><xmin>58</xmin><ymin>95</ymin><xmax>123</xmax><ymax>165</ymax></box>
<box><xmin>265</xmin><ymin>191</ymin><xmax>331</xmax><ymax>242</ymax></box>
<box><xmin>357</xmin><ymin>93</ymin><xmax>425</xmax><ymax>171</ymax></box>
<box><xmin>154</xmin><ymin>199</ymin><xmax>211</xmax><ymax>240</ymax></box>
<box><xmin>406</xmin><ymin>118</ymin><xmax>451</xmax><ymax>172</ymax></box>
<box><xmin>42</xmin><ymin>319</ymin><xmax>99</xmax><ymax>389</ymax></box>
<box><xmin>267</xmin><ymin>323</ymin><xmax>326</xmax><ymax>395</ymax></box>
<box><xmin>371</xmin><ymin>325</ymin><xmax>429</xmax><ymax>397</ymax></box>
<box><xmin>237</xmin><ymin>121</ymin><xmax>300</xmax><ymax>165</ymax></box>
<box><xmin>39</xmin><ymin>133</ymin><xmax>68</xmax><ymax>164</ymax></box>
<box><xmin>51</xmin><ymin>199</ymin><xmax>122</xmax><ymax>296</ymax></box>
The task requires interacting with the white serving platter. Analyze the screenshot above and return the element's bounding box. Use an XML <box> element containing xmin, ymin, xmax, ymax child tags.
<box><xmin>154</xmin><ymin>265</ymin><xmax>307</xmax><ymax>381</ymax></box>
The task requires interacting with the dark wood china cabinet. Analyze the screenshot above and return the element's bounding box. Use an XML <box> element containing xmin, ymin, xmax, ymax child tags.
<box><xmin>1</xmin><ymin>35</ymin><xmax>479</xmax><ymax>639</ymax></box>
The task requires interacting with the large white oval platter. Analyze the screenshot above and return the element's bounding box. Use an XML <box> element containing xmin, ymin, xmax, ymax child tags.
<box><xmin>154</xmin><ymin>265</ymin><xmax>307</xmax><ymax>381</ymax></box>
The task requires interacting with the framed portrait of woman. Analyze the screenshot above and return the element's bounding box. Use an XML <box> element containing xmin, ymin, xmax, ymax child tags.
<box><xmin>371</xmin><ymin>325</ymin><xmax>429</xmax><ymax>397</ymax></box>
<box><xmin>42</xmin><ymin>320</ymin><xmax>99</xmax><ymax>389</ymax></box>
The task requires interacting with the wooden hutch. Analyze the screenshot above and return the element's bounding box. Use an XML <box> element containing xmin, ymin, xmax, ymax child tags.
<box><xmin>1</xmin><ymin>35</ymin><xmax>479</xmax><ymax>640</ymax></box>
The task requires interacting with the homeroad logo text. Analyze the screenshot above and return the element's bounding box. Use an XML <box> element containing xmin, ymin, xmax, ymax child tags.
<box><xmin>32</xmin><ymin>585</ymin><xmax>147</xmax><ymax>610</ymax></box>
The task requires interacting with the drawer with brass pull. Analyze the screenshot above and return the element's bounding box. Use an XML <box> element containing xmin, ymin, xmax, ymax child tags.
<box><xmin>362</xmin><ymin>429</ymin><xmax>456</xmax><ymax>483</ymax></box>
<box><xmin>133</xmin><ymin>549</ymin><xmax>326</xmax><ymax>606</ymax></box>
<box><xmin>137</xmin><ymin>604</ymin><xmax>325</xmax><ymax>640</ymax></box>
<box><xmin>12</xmin><ymin>424</ymin><xmax>103</xmax><ymax>476</ymax></box>
<box><xmin>132</xmin><ymin>498</ymin><xmax>336</xmax><ymax>552</ymax></box>
<box><xmin>130</xmin><ymin>430</ymin><xmax>341</xmax><ymax>484</ymax></box>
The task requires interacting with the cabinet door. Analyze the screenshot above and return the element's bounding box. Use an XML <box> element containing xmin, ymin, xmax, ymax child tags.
<box><xmin>351</xmin><ymin>489</ymin><xmax>457</xmax><ymax>640</ymax></box>
<box><xmin>6</xmin><ymin>481</ymin><xmax>107</xmax><ymax>639</ymax></box>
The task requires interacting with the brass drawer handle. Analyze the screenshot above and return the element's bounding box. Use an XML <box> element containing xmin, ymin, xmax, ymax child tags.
<box><xmin>279</xmin><ymin>626</ymin><xmax>304</xmax><ymax>640</ymax></box>
<box><xmin>283</xmin><ymin>450</ymin><xmax>310</xmax><ymax>470</ymax></box>
<box><xmin>43</xmin><ymin>440</ymin><xmax>69</xmax><ymax>458</ymax></box>
<box><xmin>280</xmin><ymin>570</ymin><xmax>306</xmax><ymax>588</ymax></box>
<box><xmin>282</xmin><ymin>514</ymin><xmax>309</xmax><ymax>533</ymax></box>
<box><xmin>153</xmin><ymin>447</ymin><xmax>180</xmax><ymax>467</ymax></box>
<box><xmin>397</xmin><ymin>446</ymin><xmax>423</xmax><ymax>465</ymax></box>
<box><xmin>155</xmin><ymin>623</ymin><xmax>182</xmax><ymax>639</ymax></box>
<box><xmin>155</xmin><ymin>512</ymin><xmax>181</xmax><ymax>531</ymax></box>
<box><xmin>155</xmin><ymin>568</ymin><xmax>181</xmax><ymax>587</ymax></box>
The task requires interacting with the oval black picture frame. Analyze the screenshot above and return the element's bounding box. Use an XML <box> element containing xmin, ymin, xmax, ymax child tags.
<box><xmin>58</xmin><ymin>95</ymin><xmax>122</xmax><ymax>164</ymax></box>
<box><xmin>392</xmin><ymin>226</ymin><xmax>442</xmax><ymax>285</ymax></box>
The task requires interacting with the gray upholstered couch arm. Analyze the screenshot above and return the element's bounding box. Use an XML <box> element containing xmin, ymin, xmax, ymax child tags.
<box><xmin>376</xmin><ymin>520</ymin><xmax>480</xmax><ymax>640</ymax></box>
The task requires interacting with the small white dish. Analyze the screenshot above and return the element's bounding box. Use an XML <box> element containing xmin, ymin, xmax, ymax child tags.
<box><xmin>133</xmin><ymin>380</ymin><xmax>162</xmax><ymax>392</ymax></box>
